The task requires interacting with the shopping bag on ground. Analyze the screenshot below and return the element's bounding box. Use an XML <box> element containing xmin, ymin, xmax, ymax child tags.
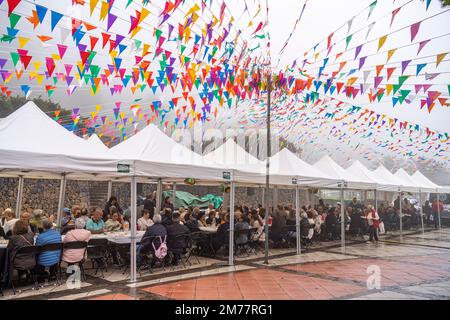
<box><xmin>378</xmin><ymin>222</ymin><xmax>385</xmax><ymax>235</ymax></box>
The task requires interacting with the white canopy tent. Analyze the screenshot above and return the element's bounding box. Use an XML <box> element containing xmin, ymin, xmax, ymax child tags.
<box><xmin>411</xmin><ymin>171</ymin><xmax>442</xmax><ymax>192</ymax></box>
<box><xmin>394</xmin><ymin>168</ymin><xmax>426</xmax><ymax>193</ymax></box>
<box><xmin>313</xmin><ymin>155</ymin><xmax>375</xmax><ymax>190</ymax></box>
<box><xmin>346</xmin><ymin>160</ymin><xmax>398</xmax><ymax>191</ymax></box>
<box><xmin>87</xmin><ymin>133</ymin><xmax>109</xmax><ymax>151</ymax></box>
<box><xmin>109</xmin><ymin>123</ymin><xmax>225</xmax><ymax>182</ymax></box>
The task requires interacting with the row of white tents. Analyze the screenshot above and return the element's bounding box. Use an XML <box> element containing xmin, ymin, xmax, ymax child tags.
<box><xmin>0</xmin><ymin>102</ymin><xmax>449</xmax><ymax>282</ymax></box>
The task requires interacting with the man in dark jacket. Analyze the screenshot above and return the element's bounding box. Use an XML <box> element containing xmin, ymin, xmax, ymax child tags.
<box><xmin>161</xmin><ymin>208</ymin><xmax>173</xmax><ymax>227</ymax></box>
<box><xmin>166</xmin><ymin>212</ymin><xmax>190</xmax><ymax>265</ymax></box>
<box><xmin>143</xmin><ymin>191</ymin><xmax>156</xmax><ymax>219</ymax></box>
<box><xmin>269</xmin><ymin>209</ymin><xmax>287</xmax><ymax>244</ymax></box>
<box><xmin>140</xmin><ymin>214</ymin><xmax>167</xmax><ymax>255</ymax></box>
<box><xmin>325</xmin><ymin>207</ymin><xmax>339</xmax><ymax>240</ymax></box>
<box><xmin>213</xmin><ymin>213</ymin><xmax>230</xmax><ymax>252</ymax></box>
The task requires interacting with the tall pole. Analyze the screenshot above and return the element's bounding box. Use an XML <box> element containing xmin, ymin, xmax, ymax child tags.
<box><xmin>155</xmin><ymin>178</ymin><xmax>163</xmax><ymax>215</ymax></box>
<box><xmin>172</xmin><ymin>182</ymin><xmax>177</xmax><ymax>210</ymax></box>
<box><xmin>374</xmin><ymin>189</ymin><xmax>378</xmax><ymax>214</ymax></box>
<box><xmin>419</xmin><ymin>190</ymin><xmax>424</xmax><ymax>234</ymax></box>
<box><xmin>129</xmin><ymin>176</ymin><xmax>137</xmax><ymax>283</ymax></box>
<box><xmin>399</xmin><ymin>189</ymin><xmax>403</xmax><ymax>240</ymax></box>
<box><xmin>107</xmin><ymin>180</ymin><xmax>113</xmax><ymax>201</ymax></box>
<box><xmin>228</xmin><ymin>180</ymin><xmax>235</xmax><ymax>266</ymax></box>
<box><xmin>437</xmin><ymin>193</ymin><xmax>441</xmax><ymax>230</ymax></box>
<box><xmin>295</xmin><ymin>185</ymin><xmax>301</xmax><ymax>255</ymax></box>
<box><xmin>340</xmin><ymin>185</ymin><xmax>345</xmax><ymax>252</ymax></box>
<box><xmin>264</xmin><ymin>74</ymin><xmax>271</xmax><ymax>265</ymax></box>
<box><xmin>56</xmin><ymin>174</ymin><xmax>67</xmax><ymax>229</ymax></box>
<box><xmin>15</xmin><ymin>175</ymin><xmax>24</xmax><ymax>218</ymax></box>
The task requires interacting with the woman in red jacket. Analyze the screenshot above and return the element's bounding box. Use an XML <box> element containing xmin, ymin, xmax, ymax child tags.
<box><xmin>366</xmin><ymin>205</ymin><xmax>380</xmax><ymax>243</ymax></box>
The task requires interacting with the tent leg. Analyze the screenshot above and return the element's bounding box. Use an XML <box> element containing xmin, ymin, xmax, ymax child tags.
<box><xmin>15</xmin><ymin>175</ymin><xmax>24</xmax><ymax>218</ymax></box>
<box><xmin>340</xmin><ymin>187</ymin><xmax>345</xmax><ymax>252</ymax></box>
<box><xmin>129</xmin><ymin>176</ymin><xmax>137</xmax><ymax>283</ymax></box>
<box><xmin>419</xmin><ymin>190</ymin><xmax>424</xmax><ymax>235</ymax></box>
<box><xmin>172</xmin><ymin>182</ymin><xmax>176</xmax><ymax>209</ymax></box>
<box><xmin>374</xmin><ymin>189</ymin><xmax>378</xmax><ymax>214</ymax></box>
<box><xmin>437</xmin><ymin>193</ymin><xmax>441</xmax><ymax>231</ymax></box>
<box><xmin>107</xmin><ymin>180</ymin><xmax>113</xmax><ymax>201</ymax></box>
<box><xmin>399</xmin><ymin>190</ymin><xmax>403</xmax><ymax>240</ymax></box>
<box><xmin>273</xmin><ymin>186</ymin><xmax>278</xmax><ymax>209</ymax></box>
<box><xmin>228</xmin><ymin>181</ymin><xmax>235</xmax><ymax>266</ymax></box>
<box><xmin>295</xmin><ymin>186</ymin><xmax>301</xmax><ymax>255</ymax></box>
<box><xmin>261</xmin><ymin>187</ymin><xmax>265</xmax><ymax>207</ymax></box>
<box><xmin>156</xmin><ymin>179</ymin><xmax>162</xmax><ymax>215</ymax></box>
<box><xmin>56</xmin><ymin>174</ymin><xmax>67</xmax><ymax>229</ymax></box>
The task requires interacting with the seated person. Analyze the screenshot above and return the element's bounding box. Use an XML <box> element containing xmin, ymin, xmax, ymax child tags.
<box><xmin>7</xmin><ymin>220</ymin><xmax>36</xmax><ymax>274</ymax></box>
<box><xmin>61</xmin><ymin>208</ymin><xmax>73</xmax><ymax>228</ymax></box>
<box><xmin>86</xmin><ymin>208</ymin><xmax>106</xmax><ymax>234</ymax></box>
<box><xmin>185</xmin><ymin>208</ymin><xmax>200</xmax><ymax>231</ymax></box>
<box><xmin>137</xmin><ymin>209</ymin><xmax>154</xmax><ymax>231</ymax></box>
<box><xmin>166</xmin><ymin>212</ymin><xmax>190</xmax><ymax>265</ymax></box>
<box><xmin>213</xmin><ymin>213</ymin><xmax>230</xmax><ymax>252</ymax></box>
<box><xmin>235</xmin><ymin>215</ymin><xmax>250</xmax><ymax>245</ymax></box>
<box><xmin>62</xmin><ymin>219</ymin><xmax>91</xmax><ymax>263</ymax></box>
<box><xmin>30</xmin><ymin>209</ymin><xmax>45</xmax><ymax>234</ymax></box>
<box><xmin>325</xmin><ymin>207</ymin><xmax>340</xmax><ymax>240</ymax></box>
<box><xmin>2</xmin><ymin>208</ymin><xmax>19</xmax><ymax>238</ymax></box>
<box><xmin>35</xmin><ymin>219</ymin><xmax>61</xmax><ymax>278</ymax></box>
<box><xmin>139</xmin><ymin>214</ymin><xmax>167</xmax><ymax>255</ymax></box>
<box><xmin>161</xmin><ymin>208</ymin><xmax>173</xmax><ymax>227</ymax></box>
<box><xmin>74</xmin><ymin>208</ymin><xmax>89</xmax><ymax>229</ymax></box>
<box><xmin>105</xmin><ymin>212</ymin><xmax>122</xmax><ymax>232</ymax></box>
<box><xmin>196</xmin><ymin>211</ymin><xmax>208</xmax><ymax>228</ymax></box>
<box><xmin>269</xmin><ymin>210</ymin><xmax>287</xmax><ymax>243</ymax></box>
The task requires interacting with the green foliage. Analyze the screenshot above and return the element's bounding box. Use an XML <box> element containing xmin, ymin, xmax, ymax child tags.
<box><xmin>0</xmin><ymin>95</ymin><xmax>68</xmax><ymax>118</ymax></box>
<box><xmin>440</xmin><ymin>0</ymin><xmax>450</xmax><ymax>6</ymax></box>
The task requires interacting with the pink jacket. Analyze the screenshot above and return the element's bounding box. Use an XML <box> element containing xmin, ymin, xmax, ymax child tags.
<box><xmin>62</xmin><ymin>229</ymin><xmax>91</xmax><ymax>263</ymax></box>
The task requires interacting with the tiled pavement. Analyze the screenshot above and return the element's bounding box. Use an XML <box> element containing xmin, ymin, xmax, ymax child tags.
<box><xmin>2</xmin><ymin>229</ymin><xmax>450</xmax><ymax>300</ymax></box>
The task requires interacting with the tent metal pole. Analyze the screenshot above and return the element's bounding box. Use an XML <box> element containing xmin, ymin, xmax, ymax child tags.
<box><xmin>155</xmin><ymin>178</ymin><xmax>162</xmax><ymax>215</ymax></box>
<box><xmin>264</xmin><ymin>74</ymin><xmax>271</xmax><ymax>265</ymax></box>
<box><xmin>129</xmin><ymin>176</ymin><xmax>137</xmax><ymax>283</ymax></box>
<box><xmin>172</xmin><ymin>182</ymin><xmax>176</xmax><ymax>209</ymax></box>
<box><xmin>15</xmin><ymin>175</ymin><xmax>24</xmax><ymax>218</ymax></box>
<box><xmin>273</xmin><ymin>186</ymin><xmax>278</xmax><ymax>209</ymax></box>
<box><xmin>437</xmin><ymin>193</ymin><xmax>441</xmax><ymax>231</ymax></box>
<box><xmin>340</xmin><ymin>186</ymin><xmax>345</xmax><ymax>252</ymax></box>
<box><xmin>228</xmin><ymin>180</ymin><xmax>235</xmax><ymax>266</ymax></box>
<box><xmin>261</xmin><ymin>187</ymin><xmax>265</xmax><ymax>208</ymax></box>
<box><xmin>374</xmin><ymin>189</ymin><xmax>378</xmax><ymax>214</ymax></box>
<box><xmin>399</xmin><ymin>189</ymin><xmax>403</xmax><ymax>240</ymax></box>
<box><xmin>107</xmin><ymin>180</ymin><xmax>113</xmax><ymax>201</ymax></box>
<box><xmin>295</xmin><ymin>185</ymin><xmax>301</xmax><ymax>255</ymax></box>
<box><xmin>419</xmin><ymin>189</ymin><xmax>424</xmax><ymax>235</ymax></box>
<box><xmin>56</xmin><ymin>174</ymin><xmax>67</xmax><ymax>229</ymax></box>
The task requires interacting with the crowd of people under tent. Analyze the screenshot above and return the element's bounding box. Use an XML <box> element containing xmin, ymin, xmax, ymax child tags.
<box><xmin>0</xmin><ymin>191</ymin><xmax>445</xmax><ymax>292</ymax></box>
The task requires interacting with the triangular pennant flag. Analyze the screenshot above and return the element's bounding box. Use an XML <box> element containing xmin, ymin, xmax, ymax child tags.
<box><xmin>365</xmin><ymin>22</ymin><xmax>376</xmax><ymax>40</ymax></box>
<box><xmin>375</xmin><ymin>65</ymin><xmax>384</xmax><ymax>77</ymax></box>
<box><xmin>367</xmin><ymin>1</ymin><xmax>377</xmax><ymax>19</ymax></box>
<box><xmin>436</xmin><ymin>52</ymin><xmax>447</xmax><ymax>67</ymax></box>
<box><xmin>7</xmin><ymin>0</ymin><xmax>21</xmax><ymax>17</ymax></box>
<box><xmin>51</xmin><ymin>11</ymin><xmax>63</xmax><ymax>31</ymax></box>
<box><xmin>355</xmin><ymin>45</ymin><xmax>363</xmax><ymax>59</ymax></box>
<box><xmin>35</xmin><ymin>4</ymin><xmax>48</xmax><ymax>24</ymax></box>
<box><xmin>416</xmin><ymin>63</ymin><xmax>427</xmax><ymax>76</ymax></box>
<box><xmin>401</xmin><ymin>60</ymin><xmax>411</xmax><ymax>74</ymax></box>
<box><xmin>18</xmin><ymin>36</ymin><xmax>30</xmax><ymax>48</ymax></box>
<box><xmin>90</xmin><ymin>0</ymin><xmax>99</xmax><ymax>16</ymax></box>
<box><xmin>107</xmin><ymin>12</ymin><xmax>117</xmax><ymax>31</ymax></box>
<box><xmin>410</xmin><ymin>21</ymin><xmax>421</xmax><ymax>42</ymax></box>
<box><xmin>57</xmin><ymin>44</ymin><xmax>67</xmax><ymax>58</ymax></box>
<box><xmin>387</xmin><ymin>48</ymin><xmax>396</xmax><ymax>62</ymax></box>
<box><xmin>378</xmin><ymin>35</ymin><xmax>387</xmax><ymax>52</ymax></box>
<box><xmin>417</xmin><ymin>39</ymin><xmax>430</xmax><ymax>54</ymax></box>
<box><xmin>9</xmin><ymin>13</ymin><xmax>21</xmax><ymax>29</ymax></box>
<box><xmin>390</xmin><ymin>7</ymin><xmax>401</xmax><ymax>27</ymax></box>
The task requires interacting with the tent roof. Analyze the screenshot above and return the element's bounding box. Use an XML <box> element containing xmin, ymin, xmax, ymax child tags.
<box><xmin>313</xmin><ymin>155</ymin><xmax>374</xmax><ymax>189</ymax></box>
<box><xmin>268</xmin><ymin>148</ymin><xmax>337</xmax><ymax>186</ymax></box>
<box><xmin>346</xmin><ymin>160</ymin><xmax>398</xmax><ymax>191</ymax></box>
<box><xmin>87</xmin><ymin>133</ymin><xmax>109</xmax><ymax>151</ymax></box>
<box><xmin>0</xmin><ymin>102</ymin><xmax>127</xmax><ymax>179</ymax></box>
<box><xmin>394</xmin><ymin>168</ymin><xmax>422</xmax><ymax>192</ymax></box>
<box><xmin>204</xmin><ymin>139</ymin><xmax>265</xmax><ymax>174</ymax></box>
<box><xmin>411</xmin><ymin>171</ymin><xmax>441</xmax><ymax>192</ymax></box>
<box><xmin>110</xmin><ymin>123</ymin><xmax>224</xmax><ymax>181</ymax></box>
<box><xmin>372</xmin><ymin>165</ymin><xmax>405</xmax><ymax>190</ymax></box>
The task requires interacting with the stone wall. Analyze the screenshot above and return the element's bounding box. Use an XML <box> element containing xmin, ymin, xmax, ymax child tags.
<box><xmin>0</xmin><ymin>178</ymin><xmax>314</xmax><ymax>215</ymax></box>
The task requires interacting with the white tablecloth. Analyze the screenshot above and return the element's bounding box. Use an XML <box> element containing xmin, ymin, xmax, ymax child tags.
<box><xmin>62</xmin><ymin>231</ymin><xmax>145</xmax><ymax>244</ymax></box>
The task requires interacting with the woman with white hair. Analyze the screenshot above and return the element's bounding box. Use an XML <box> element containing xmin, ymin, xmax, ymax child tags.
<box><xmin>2</xmin><ymin>208</ymin><xmax>18</xmax><ymax>237</ymax></box>
<box><xmin>62</xmin><ymin>218</ymin><xmax>91</xmax><ymax>263</ymax></box>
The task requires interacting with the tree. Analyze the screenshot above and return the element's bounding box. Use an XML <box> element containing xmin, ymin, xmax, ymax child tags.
<box><xmin>440</xmin><ymin>0</ymin><xmax>450</xmax><ymax>6</ymax></box>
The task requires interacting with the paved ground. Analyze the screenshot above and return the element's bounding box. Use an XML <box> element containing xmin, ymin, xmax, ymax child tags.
<box><xmin>2</xmin><ymin>228</ymin><xmax>450</xmax><ymax>300</ymax></box>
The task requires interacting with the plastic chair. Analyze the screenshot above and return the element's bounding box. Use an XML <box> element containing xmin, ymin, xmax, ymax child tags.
<box><xmin>86</xmin><ymin>238</ymin><xmax>109</xmax><ymax>277</ymax></box>
<box><xmin>38</xmin><ymin>243</ymin><xmax>63</xmax><ymax>285</ymax></box>
<box><xmin>9</xmin><ymin>245</ymin><xmax>40</xmax><ymax>295</ymax></box>
<box><xmin>60</xmin><ymin>241</ymin><xmax>88</xmax><ymax>282</ymax></box>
